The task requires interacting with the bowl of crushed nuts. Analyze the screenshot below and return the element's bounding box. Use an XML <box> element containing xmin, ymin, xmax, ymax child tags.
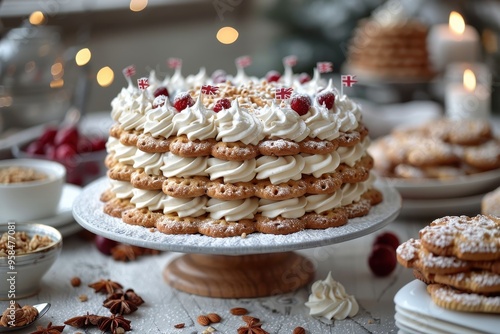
<box><xmin>0</xmin><ymin>222</ymin><xmax>62</xmax><ymax>299</ymax></box>
<box><xmin>0</xmin><ymin>159</ymin><xmax>66</xmax><ymax>222</ymax></box>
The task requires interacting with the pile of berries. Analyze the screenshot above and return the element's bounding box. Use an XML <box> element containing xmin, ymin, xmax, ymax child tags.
<box><xmin>368</xmin><ymin>231</ymin><xmax>400</xmax><ymax>277</ymax></box>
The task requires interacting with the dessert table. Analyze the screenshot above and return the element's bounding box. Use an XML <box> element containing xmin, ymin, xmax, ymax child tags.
<box><xmin>2</xmin><ymin>217</ymin><xmax>423</xmax><ymax>334</ymax></box>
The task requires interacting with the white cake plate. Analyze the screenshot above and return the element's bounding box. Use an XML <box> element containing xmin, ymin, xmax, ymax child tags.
<box><xmin>73</xmin><ymin>177</ymin><xmax>401</xmax><ymax>298</ymax></box>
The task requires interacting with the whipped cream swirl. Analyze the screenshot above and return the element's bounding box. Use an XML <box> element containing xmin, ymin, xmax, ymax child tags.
<box><xmin>255</xmin><ymin>155</ymin><xmax>305</xmax><ymax>184</ymax></box>
<box><xmin>258</xmin><ymin>197</ymin><xmax>307</xmax><ymax>218</ymax></box>
<box><xmin>256</xmin><ymin>102</ymin><xmax>310</xmax><ymax>142</ymax></box>
<box><xmin>142</xmin><ymin>102</ymin><xmax>177</xmax><ymax>138</ymax></box>
<box><xmin>206</xmin><ymin>158</ymin><xmax>256</xmax><ymax>183</ymax></box>
<box><xmin>215</xmin><ymin>100</ymin><xmax>264</xmax><ymax>145</ymax></box>
<box><xmin>173</xmin><ymin>95</ymin><xmax>217</xmax><ymax>140</ymax></box>
<box><xmin>205</xmin><ymin>198</ymin><xmax>259</xmax><ymax>221</ymax></box>
<box><xmin>160</xmin><ymin>153</ymin><xmax>208</xmax><ymax>178</ymax></box>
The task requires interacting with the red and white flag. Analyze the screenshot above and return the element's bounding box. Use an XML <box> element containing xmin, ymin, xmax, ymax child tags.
<box><xmin>122</xmin><ymin>65</ymin><xmax>136</xmax><ymax>78</ymax></box>
<box><xmin>341</xmin><ymin>75</ymin><xmax>358</xmax><ymax>87</ymax></box>
<box><xmin>201</xmin><ymin>85</ymin><xmax>219</xmax><ymax>95</ymax></box>
<box><xmin>317</xmin><ymin>62</ymin><xmax>333</xmax><ymax>74</ymax></box>
<box><xmin>275</xmin><ymin>87</ymin><xmax>293</xmax><ymax>100</ymax></box>
<box><xmin>235</xmin><ymin>55</ymin><xmax>252</xmax><ymax>68</ymax></box>
<box><xmin>137</xmin><ymin>77</ymin><xmax>150</xmax><ymax>90</ymax></box>
<box><xmin>283</xmin><ymin>55</ymin><xmax>298</xmax><ymax>67</ymax></box>
<box><xmin>168</xmin><ymin>57</ymin><xmax>182</xmax><ymax>69</ymax></box>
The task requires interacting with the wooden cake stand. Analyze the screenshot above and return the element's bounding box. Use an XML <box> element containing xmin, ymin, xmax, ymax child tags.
<box><xmin>73</xmin><ymin>178</ymin><xmax>401</xmax><ymax>298</ymax></box>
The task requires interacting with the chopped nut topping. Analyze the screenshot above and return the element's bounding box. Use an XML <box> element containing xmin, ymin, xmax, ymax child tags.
<box><xmin>0</xmin><ymin>166</ymin><xmax>47</xmax><ymax>184</ymax></box>
<box><xmin>0</xmin><ymin>303</ymin><xmax>38</xmax><ymax>327</ymax></box>
<box><xmin>0</xmin><ymin>232</ymin><xmax>54</xmax><ymax>256</ymax></box>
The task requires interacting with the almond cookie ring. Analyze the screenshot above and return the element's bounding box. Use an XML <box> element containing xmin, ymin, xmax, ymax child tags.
<box><xmin>337</xmin><ymin>130</ymin><xmax>361</xmax><ymax>147</ymax></box>
<box><xmin>156</xmin><ymin>215</ymin><xmax>200</xmax><ymax>234</ymax></box>
<box><xmin>255</xmin><ymin>215</ymin><xmax>305</xmax><ymax>235</ymax></box>
<box><xmin>109</xmin><ymin>123</ymin><xmax>123</xmax><ymax>139</ymax></box>
<box><xmin>258</xmin><ymin>139</ymin><xmax>301</xmax><ymax>156</ymax></box>
<box><xmin>119</xmin><ymin>130</ymin><xmax>141</xmax><ymax>146</ymax></box>
<box><xmin>419</xmin><ymin>215</ymin><xmax>500</xmax><ymax>261</ymax></box>
<box><xmin>427</xmin><ymin>283</ymin><xmax>500</xmax><ymax>314</ymax></box>
<box><xmin>136</xmin><ymin>133</ymin><xmax>171</xmax><ymax>153</ymax></box>
<box><xmin>361</xmin><ymin>188</ymin><xmax>383</xmax><ymax>205</ymax></box>
<box><xmin>254</xmin><ymin>180</ymin><xmax>307</xmax><ymax>200</ymax></box>
<box><xmin>162</xmin><ymin>176</ymin><xmax>208</xmax><ymax>198</ymax></box>
<box><xmin>299</xmin><ymin>138</ymin><xmax>339</xmax><ymax>154</ymax></box>
<box><xmin>482</xmin><ymin>187</ymin><xmax>500</xmax><ymax>217</ymax></box>
<box><xmin>206</xmin><ymin>179</ymin><xmax>255</xmax><ymax>200</ymax></box>
<box><xmin>198</xmin><ymin>218</ymin><xmax>256</xmax><ymax>237</ymax></box>
<box><xmin>169</xmin><ymin>135</ymin><xmax>216</xmax><ymax>157</ymax></box>
<box><xmin>337</xmin><ymin>163</ymin><xmax>370</xmax><ymax>184</ymax></box>
<box><xmin>130</xmin><ymin>170</ymin><xmax>166</xmax><ymax>190</ymax></box>
<box><xmin>211</xmin><ymin>141</ymin><xmax>259</xmax><ymax>161</ymax></box>
<box><xmin>303</xmin><ymin>173</ymin><xmax>343</xmax><ymax>195</ymax></box>
<box><xmin>303</xmin><ymin>207</ymin><xmax>348</xmax><ymax>229</ymax></box>
<box><xmin>343</xmin><ymin>198</ymin><xmax>371</xmax><ymax>218</ymax></box>
<box><xmin>107</xmin><ymin>163</ymin><xmax>135</xmax><ymax>181</ymax></box>
<box><xmin>122</xmin><ymin>207</ymin><xmax>162</xmax><ymax>228</ymax></box>
<box><xmin>103</xmin><ymin>197</ymin><xmax>134</xmax><ymax>218</ymax></box>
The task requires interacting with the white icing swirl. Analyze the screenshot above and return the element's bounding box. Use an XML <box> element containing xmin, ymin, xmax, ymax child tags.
<box><xmin>118</xmin><ymin>91</ymin><xmax>152</xmax><ymax>131</ymax></box>
<box><xmin>105</xmin><ymin>137</ymin><xmax>121</xmax><ymax>154</ymax></box>
<box><xmin>130</xmin><ymin>188</ymin><xmax>164</xmax><ymax>211</ymax></box>
<box><xmin>160</xmin><ymin>195</ymin><xmax>207</xmax><ymax>217</ymax></box>
<box><xmin>341</xmin><ymin>173</ymin><xmax>375</xmax><ymax>206</ymax></box>
<box><xmin>113</xmin><ymin>144</ymin><xmax>137</xmax><ymax>165</ymax></box>
<box><xmin>302</xmin><ymin>152</ymin><xmax>340</xmax><ymax>177</ymax></box>
<box><xmin>132</xmin><ymin>150</ymin><xmax>163</xmax><ymax>175</ymax></box>
<box><xmin>167</xmin><ymin>67</ymin><xmax>186</xmax><ymax>94</ymax></box>
<box><xmin>258</xmin><ymin>197</ymin><xmax>307</xmax><ymax>218</ymax></box>
<box><xmin>160</xmin><ymin>153</ymin><xmax>208</xmax><ymax>177</ymax></box>
<box><xmin>111</xmin><ymin>86</ymin><xmax>140</xmax><ymax>121</ymax></box>
<box><xmin>205</xmin><ymin>198</ymin><xmax>259</xmax><ymax>221</ymax></box>
<box><xmin>303</xmin><ymin>105</ymin><xmax>340</xmax><ymax>140</ymax></box>
<box><xmin>338</xmin><ymin>138</ymin><xmax>371</xmax><ymax>167</ymax></box>
<box><xmin>109</xmin><ymin>180</ymin><xmax>134</xmax><ymax>199</ymax></box>
<box><xmin>185</xmin><ymin>67</ymin><xmax>208</xmax><ymax>89</ymax></box>
<box><xmin>255</xmin><ymin>155</ymin><xmax>305</xmax><ymax>184</ymax></box>
<box><xmin>215</xmin><ymin>100</ymin><xmax>264</xmax><ymax>145</ymax></box>
<box><xmin>335</xmin><ymin>96</ymin><xmax>361</xmax><ymax>132</ymax></box>
<box><xmin>305</xmin><ymin>271</ymin><xmax>359</xmax><ymax>320</ymax></box>
<box><xmin>143</xmin><ymin>103</ymin><xmax>177</xmax><ymax>138</ymax></box>
<box><xmin>206</xmin><ymin>158</ymin><xmax>256</xmax><ymax>183</ymax></box>
<box><xmin>305</xmin><ymin>190</ymin><xmax>342</xmax><ymax>213</ymax></box>
<box><xmin>256</xmin><ymin>102</ymin><xmax>310</xmax><ymax>142</ymax></box>
<box><xmin>172</xmin><ymin>95</ymin><xmax>217</xmax><ymax>140</ymax></box>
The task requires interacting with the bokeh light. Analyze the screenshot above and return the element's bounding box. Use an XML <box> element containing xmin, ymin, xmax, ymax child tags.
<box><xmin>130</xmin><ymin>0</ymin><xmax>148</xmax><ymax>12</ymax></box>
<box><xmin>216</xmin><ymin>26</ymin><xmax>239</xmax><ymax>44</ymax></box>
<box><xmin>75</xmin><ymin>48</ymin><xmax>92</xmax><ymax>66</ymax></box>
<box><xmin>29</xmin><ymin>11</ymin><xmax>46</xmax><ymax>25</ymax></box>
<box><xmin>97</xmin><ymin>66</ymin><xmax>114</xmax><ymax>87</ymax></box>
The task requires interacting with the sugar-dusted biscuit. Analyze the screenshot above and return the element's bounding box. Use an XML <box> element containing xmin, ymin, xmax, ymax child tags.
<box><xmin>303</xmin><ymin>207</ymin><xmax>348</xmax><ymax>229</ymax></box>
<box><xmin>427</xmin><ymin>284</ymin><xmax>500</xmax><ymax>314</ymax></box>
<box><xmin>122</xmin><ymin>207</ymin><xmax>162</xmax><ymax>228</ymax></box>
<box><xmin>482</xmin><ymin>187</ymin><xmax>500</xmax><ymax>217</ymax></box>
<box><xmin>198</xmin><ymin>219</ymin><xmax>256</xmax><ymax>237</ymax></box>
<box><xmin>136</xmin><ymin>133</ymin><xmax>171</xmax><ymax>153</ymax></box>
<box><xmin>299</xmin><ymin>138</ymin><xmax>338</xmax><ymax>154</ymax></box>
<box><xmin>254</xmin><ymin>180</ymin><xmax>307</xmax><ymax>200</ymax></box>
<box><xmin>100</xmin><ymin>188</ymin><xmax>115</xmax><ymax>203</ymax></box>
<box><xmin>343</xmin><ymin>198</ymin><xmax>371</xmax><ymax>218</ymax></box>
<box><xmin>433</xmin><ymin>270</ymin><xmax>500</xmax><ymax>294</ymax></box>
<box><xmin>206</xmin><ymin>180</ymin><xmax>255</xmax><ymax>200</ymax></box>
<box><xmin>255</xmin><ymin>215</ymin><xmax>305</xmax><ymax>235</ymax></box>
<box><xmin>156</xmin><ymin>215</ymin><xmax>200</xmax><ymax>234</ymax></box>
<box><xmin>419</xmin><ymin>215</ymin><xmax>500</xmax><ymax>261</ymax></box>
<box><xmin>103</xmin><ymin>197</ymin><xmax>134</xmax><ymax>218</ymax></box>
<box><xmin>211</xmin><ymin>141</ymin><xmax>258</xmax><ymax>161</ymax></box>
<box><xmin>337</xmin><ymin>163</ymin><xmax>370</xmax><ymax>184</ymax></box>
<box><xmin>258</xmin><ymin>139</ymin><xmax>301</xmax><ymax>156</ymax></box>
<box><xmin>162</xmin><ymin>176</ymin><xmax>208</xmax><ymax>198</ymax></box>
<box><xmin>303</xmin><ymin>173</ymin><xmax>342</xmax><ymax>195</ymax></box>
<box><xmin>337</xmin><ymin>131</ymin><xmax>361</xmax><ymax>147</ymax></box>
<box><xmin>130</xmin><ymin>170</ymin><xmax>166</xmax><ymax>190</ymax></box>
<box><xmin>119</xmin><ymin>130</ymin><xmax>141</xmax><ymax>146</ymax></box>
<box><xmin>107</xmin><ymin>163</ymin><xmax>134</xmax><ymax>182</ymax></box>
<box><xmin>463</xmin><ymin>139</ymin><xmax>500</xmax><ymax>171</ymax></box>
<box><xmin>361</xmin><ymin>188</ymin><xmax>383</xmax><ymax>206</ymax></box>
<box><xmin>105</xmin><ymin>154</ymin><xmax>118</xmax><ymax>169</ymax></box>
<box><xmin>169</xmin><ymin>135</ymin><xmax>215</xmax><ymax>157</ymax></box>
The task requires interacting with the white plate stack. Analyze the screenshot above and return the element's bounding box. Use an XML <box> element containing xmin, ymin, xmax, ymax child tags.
<box><xmin>394</xmin><ymin>280</ymin><xmax>500</xmax><ymax>334</ymax></box>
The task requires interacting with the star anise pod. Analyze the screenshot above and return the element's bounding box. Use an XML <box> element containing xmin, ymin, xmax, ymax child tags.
<box><xmin>98</xmin><ymin>314</ymin><xmax>131</xmax><ymax>333</ymax></box>
<box><xmin>30</xmin><ymin>322</ymin><xmax>65</xmax><ymax>334</ymax></box>
<box><xmin>110</xmin><ymin>244</ymin><xmax>140</xmax><ymax>262</ymax></box>
<box><xmin>122</xmin><ymin>289</ymin><xmax>145</xmax><ymax>306</ymax></box>
<box><xmin>88</xmin><ymin>279</ymin><xmax>123</xmax><ymax>295</ymax></box>
<box><xmin>237</xmin><ymin>324</ymin><xmax>270</xmax><ymax>334</ymax></box>
<box><xmin>103</xmin><ymin>295</ymin><xmax>138</xmax><ymax>315</ymax></box>
<box><xmin>64</xmin><ymin>312</ymin><xmax>103</xmax><ymax>327</ymax></box>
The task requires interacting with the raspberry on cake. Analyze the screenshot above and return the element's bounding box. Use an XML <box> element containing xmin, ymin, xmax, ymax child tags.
<box><xmin>102</xmin><ymin>61</ymin><xmax>383</xmax><ymax>238</ymax></box>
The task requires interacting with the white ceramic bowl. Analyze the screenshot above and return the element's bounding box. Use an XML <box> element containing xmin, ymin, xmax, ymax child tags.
<box><xmin>0</xmin><ymin>159</ymin><xmax>66</xmax><ymax>222</ymax></box>
<box><xmin>0</xmin><ymin>223</ymin><xmax>62</xmax><ymax>299</ymax></box>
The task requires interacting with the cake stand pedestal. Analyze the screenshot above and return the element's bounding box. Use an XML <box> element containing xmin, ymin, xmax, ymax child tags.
<box><xmin>73</xmin><ymin>178</ymin><xmax>401</xmax><ymax>298</ymax></box>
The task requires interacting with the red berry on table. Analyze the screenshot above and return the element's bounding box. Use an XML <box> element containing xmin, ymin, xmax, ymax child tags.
<box><xmin>25</xmin><ymin>141</ymin><xmax>45</xmax><ymax>155</ymax></box>
<box><xmin>373</xmin><ymin>232</ymin><xmax>400</xmax><ymax>251</ymax></box>
<box><xmin>44</xmin><ymin>144</ymin><xmax>57</xmax><ymax>160</ymax></box>
<box><xmin>54</xmin><ymin>126</ymin><xmax>79</xmax><ymax>148</ymax></box>
<box><xmin>55</xmin><ymin>143</ymin><xmax>77</xmax><ymax>162</ymax></box>
<box><xmin>265</xmin><ymin>70</ymin><xmax>281</xmax><ymax>82</ymax></box>
<box><xmin>298</xmin><ymin>72</ymin><xmax>311</xmax><ymax>84</ymax></box>
<box><xmin>89</xmin><ymin>137</ymin><xmax>107</xmax><ymax>152</ymax></box>
<box><xmin>317</xmin><ymin>90</ymin><xmax>335</xmax><ymax>109</ymax></box>
<box><xmin>38</xmin><ymin>127</ymin><xmax>58</xmax><ymax>146</ymax></box>
<box><xmin>368</xmin><ymin>244</ymin><xmax>397</xmax><ymax>277</ymax></box>
<box><xmin>213</xmin><ymin>98</ymin><xmax>231</xmax><ymax>112</ymax></box>
<box><xmin>153</xmin><ymin>86</ymin><xmax>169</xmax><ymax>98</ymax></box>
<box><xmin>95</xmin><ymin>235</ymin><xmax>118</xmax><ymax>256</ymax></box>
<box><xmin>77</xmin><ymin>137</ymin><xmax>93</xmax><ymax>153</ymax></box>
<box><xmin>290</xmin><ymin>94</ymin><xmax>311</xmax><ymax>116</ymax></box>
<box><xmin>173</xmin><ymin>92</ymin><xmax>195</xmax><ymax>112</ymax></box>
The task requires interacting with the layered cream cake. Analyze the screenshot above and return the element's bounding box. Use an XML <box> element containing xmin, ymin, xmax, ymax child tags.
<box><xmin>101</xmin><ymin>66</ymin><xmax>382</xmax><ymax>237</ymax></box>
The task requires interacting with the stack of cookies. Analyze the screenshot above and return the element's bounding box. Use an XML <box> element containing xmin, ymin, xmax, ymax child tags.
<box><xmin>397</xmin><ymin>215</ymin><xmax>500</xmax><ymax>314</ymax></box>
<box><xmin>369</xmin><ymin>118</ymin><xmax>500</xmax><ymax>180</ymax></box>
<box><xmin>483</xmin><ymin>187</ymin><xmax>500</xmax><ymax>217</ymax></box>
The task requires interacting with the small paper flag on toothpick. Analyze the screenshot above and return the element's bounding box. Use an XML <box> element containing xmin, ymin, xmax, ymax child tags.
<box><xmin>340</xmin><ymin>74</ymin><xmax>357</xmax><ymax>96</ymax></box>
<box><xmin>137</xmin><ymin>77</ymin><xmax>150</xmax><ymax>91</ymax></box>
<box><xmin>275</xmin><ymin>87</ymin><xmax>293</xmax><ymax>100</ymax></box>
<box><xmin>122</xmin><ymin>65</ymin><xmax>136</xmax><ymax>86</ymax></box>
<box><xmin>282</xmin><ymin>55</ymin><xmax>298</xmax><ymax>87</ymax></box>
<box><xmin>317</xmin><ymin>62</ymin><xmax>333</xmax><ymax>74</ymax></box>
<box><xmin>168</xmin><ymin>58</ymin><xmax>182</xmax><ymax>69</ymax></box>
<box><xmin>235</xmin><ymin>55</ymin><xmax>252</xmax><ymax>69</ymax></box>
<box><xmin>283</xmin><ymin>55</ymin><xmax>298</xmax><ymax>67</ymax></box>
<box><xmin>200</xmin><ymin>84</ymin><xmax>219</xmax><ymax>95</ymax></box>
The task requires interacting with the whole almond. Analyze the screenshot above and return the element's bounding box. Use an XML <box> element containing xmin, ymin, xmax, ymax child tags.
<box><xmin>197</xmin><ymin>315</ymin><xmax>211</xmax><ymax>326</ymax></box>
<box><xmin>230</xmin><ymin>307</ymin><xmax>248</xmax><ymax>316</ymax></box>
<box><xmin>207</xmin><ymin>313</ymin><xmax>221</xmax><ymax>323</ymax></box>
<box><xmin>293</xmin><ymin>327</ymin><xmax>306</xmax><ymax>334</ymax></box>
<box><xmin>174</xmin><ymin>323</ymin><xmax>185</xmax><ymax>329</ymax></box>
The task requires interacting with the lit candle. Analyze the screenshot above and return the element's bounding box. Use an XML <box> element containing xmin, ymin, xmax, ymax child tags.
<box><xmin>445</xmin><ymin>69</ymin><xmax>490</xmax><ymax>119</ymax></box>
<box><xmin>428</xmin><ymin>11</ymin><xmax>481</xmax><ymax>73</ymax></box>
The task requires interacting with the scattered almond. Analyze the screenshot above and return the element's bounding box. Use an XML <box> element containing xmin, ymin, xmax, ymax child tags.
<box><xmin>230</xmin><ymin>307</ymin><xmax>248</xmax><ymax>316</ymax></box>
<box><xmin>78</xmin><ymin>294</ymin><xmax>88</xmax><ymax>302</ymax></box>
<box><xmin>293</xmin><ymin>327</ymin><xmax>306</xmax><ymax>334</ymax></box>
<box><xmin>207</xmin><ymin>313</ymin><xmax>221</xmax><ymax>323</ymax></box>
<box><xmin>174</xmin><ymin>323</ymin><xmax>185</xmax><ymax>329</ymax></box>
<box><xmin>242</xmin><ymin>315</ymin><xmax>260</xmax><ymax>325</ymax></box>
<box><xmin>70</xmin><ymin>277</ymin><xmax>81</xmax><ymax>287</ymax></box>
<box><xmin>197</xmin><ymin>315</ymin><xmax>211</xmax><ymax>326</ymax></box>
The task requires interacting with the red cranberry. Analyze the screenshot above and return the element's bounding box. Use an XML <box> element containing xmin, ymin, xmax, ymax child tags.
<box><xmin>213</xmin><ymin>98</ymin><xmax>231</xmax><ymax>112</ymax></box>
<box><xmin>265</xmin><ymin>70</ymin><xmax>281</xmax><ymax>82</ymax></box>
<box><xmin>317</xmin><ymin>91</ymin><xmax>335</xmax><ymax>109</ymax></box>
<box><xmin>373</xmin><ymin>232</ymin><xmax>400</xmax><ymax>251</ymax></box>
<box><xmin>368</xmin><ymin>244</ymin><xmax>397</xmax><ymax>277</ymax></box>
<box><xmin>54</xmin><ymin>126</ymin><xmax>79</xmax><ymax>148</ymax></box>
<box><xmin>55</xmin><ymin>143</ymin><xmax>77</xmax><ymax>161</ymax></box>
<box><xmin>95</xmin><ymin>235</ymin><xmax>118</xmax><ymax>256</ymax></box>
<box><xmin>38</xmin><ymin>127</ymin><xmax>58</xmax><ymax>146</ymax></box>
<box><xmin>173</xmin><ymin>92</ymin><xmax>195</xmax><ymax>112</ymax></box>
<box><xmin>89</xmin><ymin>137</ymin><xmax>107</xmax><ymax>152</ymax></box>
<box><xmin>298</xmin><ymin>72</ymin><xmax>311</xmax><ymax>84</ymax></box>
<box><xmin>25</xmin><ymin>141</ymin><xmax>45</xmax><ymax>155</ymax></box>
<box><xmin>290</xmin><ymin>94</ymin><xmax>311</xmax><ymax>116</ymax></box>
<box><xmin>153</xmin><ymin>86</ymin><xmax>169</xmax><ymax>98</ymax></box>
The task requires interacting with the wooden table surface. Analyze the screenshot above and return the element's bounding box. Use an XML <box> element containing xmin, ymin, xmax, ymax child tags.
<box><xmin>1</xmin><ymin>216</ymin><xmax>429</xmax><ymax>334</ymax></box>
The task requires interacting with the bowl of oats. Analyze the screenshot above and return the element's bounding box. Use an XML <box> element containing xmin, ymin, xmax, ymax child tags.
<box><xmin>0</xmin><ymin>222</ymin><xmax>62</xmax><ymax>299</ymax></box>
<box><xmin>0</xmin><ymin>159</ymin><xmax>65</xmax><ymax>222</ymax></box>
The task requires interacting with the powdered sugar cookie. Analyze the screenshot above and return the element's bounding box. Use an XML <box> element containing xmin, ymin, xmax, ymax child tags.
<box><xmin>206</xmin><ymin>180</ymin><xmax>255</xmax><ymax>200</ymax></box>
<box><xmin>169</xmin><ymin>135</ymin><xmax>215</xmax><ymax>157</ymax></box>
<box><xmin>136</xmin><ymin>133</ymin><xmax>171</xmax><ymax>153</ymax></box>
<box><xmin>299</xmin><ymin>138</ymin><xmax>338</xmax><ymax>154</ymax></box>
<box><xmin>130</xmin><ymin>170</ymin><xmax>166</xmax><ymax>190</ymax></box>
<box><xmin>162</xmin><ymin>177</ymin><xmax>208</xmax><ymax>198</ymax></box>
<box><xmin>258</xmin><ymin>139</ymin><xmax>301</xmax><ymax>156</ymax></box>
<box><xmin>255</xmin><ymin>215</ymin><xmax>305</xmax><ymax>235</ymax></box>
<box><xmin>427</xmin><ymin>284</ymin><xmax>500</xmax><ymax>314</ymax></box>
<box><xmin>211</xmin><ymin>141</ymin><xmax>259</xmax><ymax>161</ymax></box>
<box><xmin>198</xmin><ymin>218</ymin><xmax>256</xmax><ymax>237</ymax></box>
